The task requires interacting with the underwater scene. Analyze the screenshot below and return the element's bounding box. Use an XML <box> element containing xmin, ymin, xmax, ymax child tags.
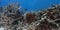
<box><xmin>0</xmin><ymin>0</ymin><xmax>60</xmax><ymax>30</ymax></box>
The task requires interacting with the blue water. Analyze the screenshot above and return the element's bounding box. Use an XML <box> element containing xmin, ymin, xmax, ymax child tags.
<box><xmin>0</xmin><ymin>0</ymin><xmax>60</xmax><ymax>11</ymax></box>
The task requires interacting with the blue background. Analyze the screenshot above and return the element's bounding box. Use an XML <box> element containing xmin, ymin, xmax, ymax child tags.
<box><xmin>0</xmin><ymin>0</ymin><xmax>60</xmax><ymax>11</ymax></box>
